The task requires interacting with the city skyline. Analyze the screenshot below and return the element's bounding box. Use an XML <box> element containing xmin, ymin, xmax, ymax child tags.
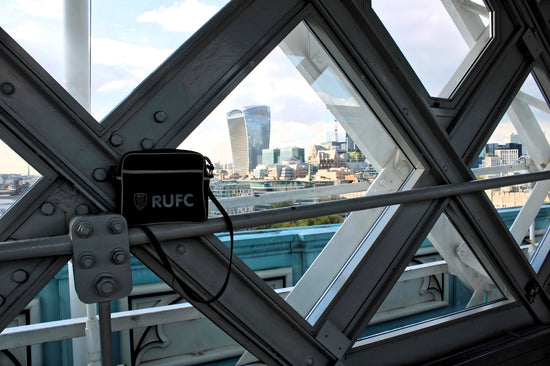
<box><xmin>0</xmin><ymin>142</ymin><xmax>40</xmax><ymax>175</ymax></box>
<box><xmin>2</xmin><ymin>1</ymin><xmax>550</xmax><ymax>171</ymax></box>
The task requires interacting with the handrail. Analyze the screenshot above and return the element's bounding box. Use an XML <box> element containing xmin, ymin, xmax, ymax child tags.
<box><xmin>1</xmin><ymin>169</ymin><xmax>549</xmax><ymax>262</ymax></box>
<box><xmin>216</xmin><ymin>181</ymin><xmax>370</xmax><ymax>210</ymax></box>
<box><xmin>0</xmin><ymin>259</ymin><xmax>449</xmax><ymax>348</ymax></box>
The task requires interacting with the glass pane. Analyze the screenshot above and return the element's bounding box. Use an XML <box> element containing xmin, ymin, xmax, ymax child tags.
<box><xmin>0</xmin><ymin>140</ymin><xmax>41</xmax><ymax>217</ymax></box>
<box><xmin>361</xmin><ymin>214</ymin><xmax>510</xmax><ymax>339</ymax></box>
<box><xmin>372</xmin><ymin>0</ymin><xmax>491</xmax><ymax>97</ymax></box>
<box><xmin>0</xmin><ymin>0</ymin><xmax>64</xmax><ymax>85</ymax></box>
<box><xmin>91</xmin><ymin>0</ymin><xmax>230</xmax><ymax>120</ymax></box>
<box><xmin>473</xmin><ymin>73</ymin><xmax>550</xmax><ymax>270</ymax></box>
<box><xmin>180</xmin><ymin>21</ymin><xmax>419</xmax><ymax>323</ymax></box>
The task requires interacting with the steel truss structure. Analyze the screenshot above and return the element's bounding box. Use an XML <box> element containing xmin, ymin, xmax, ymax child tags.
<box><xmin>2</xmin><ymin>0</ymin><xmax>550</xmax><ymax>365</ymax></box>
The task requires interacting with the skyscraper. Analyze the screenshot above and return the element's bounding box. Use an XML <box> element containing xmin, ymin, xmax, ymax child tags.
<box><xmin>280</xmin><ymin>146</ymin><xmax>305</xmax><ymax>162</ymax></box>
<box><xmin>227</xmin><ymin>105</ymin><xmax>271</xmax><ymax>176</ymax></box>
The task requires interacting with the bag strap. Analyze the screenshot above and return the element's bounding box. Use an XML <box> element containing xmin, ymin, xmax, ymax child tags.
<box><xmin>140</xmin><ymin>187</ymin><xmax>234</xmax><ymax>304</ymax></box>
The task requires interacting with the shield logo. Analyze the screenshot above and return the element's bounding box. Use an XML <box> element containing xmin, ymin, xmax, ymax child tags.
<box><xmin>134</xmin><ymin>193</ymin><xmax>148</xmax><ymax>211</ymax></box>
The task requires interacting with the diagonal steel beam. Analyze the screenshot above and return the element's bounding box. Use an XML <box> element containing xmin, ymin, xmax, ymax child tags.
<box><xmin>99</xmin><ymin>0</ymin><xmax>305</xmax><ymax>150</ymax></box>
<box><xmin>2</xmin><ymin>0</ymin><xmax>550</xmax><ymax>365</ymax></box>
<box><xmin>297</xmin><ymin>0</ymin><xmax>550</xmax><ymax>358</ymax></box>
<box><xmin>0</xmin><ymin>1</ymin><xmax>354</xmax><ymax>364</ymax></box>
<box><xmin>132</xmin><ymin>233</ymin><xmax>335</xmax><ymax>365</ymax></box>
<box><xmin>0</xmin><ymin>27</ymin><xmax>118</xmax><ymax>210</ymax></box>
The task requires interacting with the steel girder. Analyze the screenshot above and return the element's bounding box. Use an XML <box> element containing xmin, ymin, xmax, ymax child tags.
<box><xmin>1</xmin><ymin>0</ymin><xmax>550</xmax><ymax>365</ymax></box>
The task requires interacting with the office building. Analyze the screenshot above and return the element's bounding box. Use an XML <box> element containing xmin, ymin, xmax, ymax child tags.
<box><xmin>227</xmin><ymin>105</ymin><xmax>271</xmax><ymax>176</ymax></box>
<box><xmin>495</xmin><ymin>149</ymin><xmax>520</xmax><ymax>165</ymax></box>
<box><xmin>262</xmin><ymin>148</ymin><xmax>280</xmax><ymax>164</ymax></box>
<box><xmin>280</xmin><ymin>146</ymin><xmax>305</xmax><ymax>162</ymax></box>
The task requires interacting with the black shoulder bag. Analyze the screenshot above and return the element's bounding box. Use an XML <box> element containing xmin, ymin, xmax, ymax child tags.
<box><xmin>115</xmin><ymin>149</ymin><xmax>233</xmax><ymax>304</ymax></box>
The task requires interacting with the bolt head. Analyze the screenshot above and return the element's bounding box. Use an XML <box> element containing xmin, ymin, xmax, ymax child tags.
<box><xmin>110</xmin><ymin>133</ymin><xmax>123</xmax><ymax>147</ymax></box>
<box><xmin>111</xmin><ymin>248</ymin><xmax>127</xmax><ymax>264</ymax></box>
<box><xmin>78</xmin><ymin>252</ymin><xmax>96</xmax><ymax>269</ymax></box>
<box><xmin>175</xmin><ymin>244</ymin><xmax>185</xmax><ymax>255</ymax></box>
<box><xmin>141</xmin><ymin>138</ymin><xmax>154</xmax><ymax>150</ymax></box>
<box><xmin>154</xmin><ymin>110</ymin><xmax>167</xmax><ymax>123</ymax></box>
<box><xmin>41</xmin><ymin>202</ymin><xmax>55</xmax><ymax>216</ymax></box>
<box><xmin>12</xmin><ymin>269</ymin><xmax>28</xmax><ymax>283</ymax></box>
<box><xmin>1</xmin><ymin>82</ymin><xmax>15</xmax><ymax>95</ymax></box>
<box><xmin>76</xmin><ymin>222</ymin><xmax>93</xmax><ymax>238</ymax></box>
<box><xmin>75</xmin><ymin>204</ymin><xmax>90</xmax><ymax>216</ymax></box>
<box><xmin>109</xmin><ymin>219</ymin><xmax>125</xmax><ymax>234</ymax></box>
<box><xmin>96</xmin><ymin>275</ymin><xmax>117</xmax><ymax>297</ymax></box>
<box><xmin>93</xmin><ymin>168</ymin><xmax>107</xmax><ymax>182</ymax></box>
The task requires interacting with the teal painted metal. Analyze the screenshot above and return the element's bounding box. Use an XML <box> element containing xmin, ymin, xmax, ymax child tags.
<box><xmin>25</xmin><ymin>205</ymin><xmax>550</xmax><ymax>363</ymax></box>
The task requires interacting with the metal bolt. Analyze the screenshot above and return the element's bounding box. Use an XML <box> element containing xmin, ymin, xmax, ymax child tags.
<box><xmin>306</xmin><ymin>357</ymin><xmax>314</xmax><ymax>366</ymax></box>
<box><xmin>12</xmin><ymin>269</ymin><xmax>28</xmax><ymax>283</ymax></box>
<box><xmin>96</xmin><ymin>275</ymin><xmax>117</xmax><ymax>297</ymax></box>
<box><xmin>175</xmin><ymin>244</ymin><xmax>186</xmax><ymax>255</ymax></box>
<box><xmin>0</xmin><ymin>82</ymin><xmax>15</xmax><ymax>95</ymax></box>
<box><xmin>111</xmin><ymin>248</ymin><xmax>127</xmax><ymax>264</ymax></box>
<box><xmin>76</xmin><ymin>221</ymin><xmax>93</xmax><ymax>238</ymax></box>
<box><xmin>141</xmin><ymin>138</ymin><xmax>154</xmax><ymax>150</ymax></box>
<box><xmin>40</xmin><ymin>202</ymin><xmax>55</xmax><ymax>216</ymax></box>
<box><xmin>78</xmin><ymin>251</ymin><xmax>96</xmax><ymax>269</ymax></box>
<box><xmin>75</xmin><ymin>203</ymin><xmax>90</xmax><ymax>216</ymax></box>
<box><xmin>0</xmin><ymin>295</ymin><xmax>4</xmax><ymax>307</ymax></box>
<box><xmin>154</xmin><ymin>110</ymin><xmax>167</xmax><ymax>123</ymax></box>
<box><xmin>110</xmin><ymin>133</ymin><xmax>123</xmax><ymax>147</ymax></box>
<box><xmin>93</xmin><ymin>168</ymin><xmax>107</xmax><ymax>182</ymax></box>
<box><xmin>108</xmin><ymin>218</ymin><xmax>125</xmax><ymax>234</ymax></box>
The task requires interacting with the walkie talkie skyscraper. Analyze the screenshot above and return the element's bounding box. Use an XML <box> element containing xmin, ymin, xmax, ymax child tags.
<box><xmin>227</xmin><ymin>105</ymin><xmax>271</xmax><ymax>176</ymax></box>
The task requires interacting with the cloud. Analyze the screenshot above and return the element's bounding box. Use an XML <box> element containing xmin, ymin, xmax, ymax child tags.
<box><xmin>180</xmin><ymin>45</ymin><xmax>337</xmax><ymax>163</ymax></box>
<box><xmin>372</xmin><ymin>0</ymin><xmax>472</xmax><ymax>96</ymax></box>
<box><xmin>10</xmin><ymin>0</ymin><xmax>62</xmax><ymax>20</ymax></box>
<box><xmin>96</xmin><ymin>79</ymin><xmax>134</xmax><ymax>93</ymax></box>
<box><xmin>90</xmin><ymin>37</ymin><xmax>176</xmax><ymax>119</ymax></box>
<box><xmin>4</xmin><ymin>20</ymin><xmax>64</xmax><ymax>82</ymax></box>
<box><xmin>92</xmin><ymin>37</ymin><xmax>173</xmax><ymax>69</ymax></box>
<box><xmin>137</xmin><ymin>0</ymin><xmax>220</xmax><ymax>33</ymax></box>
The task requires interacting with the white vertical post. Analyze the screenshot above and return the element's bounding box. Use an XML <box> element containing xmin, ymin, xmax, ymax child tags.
<box><xmin>64</xmin><ymin>0</ymin><xmax>91</xmax><ymax>111</ymax></box>
<box><xmin>63</xmin><ymin>0</ymin><xmax>98</xmax><ymax>365</ymax></box>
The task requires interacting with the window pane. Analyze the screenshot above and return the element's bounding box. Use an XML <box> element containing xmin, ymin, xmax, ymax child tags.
<box><xmin>372</xmin><ymin>0</ymin><xmax>491</xmax><ymax>97</ymax></box>
<box><xmin>0</xmin><ymin>0</ymin><xmax>64</xmax><ymax>86</ymax></box>
<box><xmin>473</xmin><ymin>73</ymin><xmax>550</xmax><ymax>272</ymax></box>
<box><xmin>91</xmin><ymin>0</ymin><xmax>230</xmax><ymax>120</ymax></box>
<box><xmin>360</xmin><ymin>214</ymin><xmax>510</xmax><ymax>340</ymax></box>
<box><xmin>180</xmin><ymin>21</ymin><xmax>420</xmax><ymax>324</ymax></box>
<box><xmin>0</xmin><ymin>140</ymin><xmax>41</xmax><ymax>218</ymax></box>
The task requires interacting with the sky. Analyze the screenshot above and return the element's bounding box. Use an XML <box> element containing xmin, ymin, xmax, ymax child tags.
<box><xmin>0</xmin><ymin>0</ymin><xmax>546</xmax><ymax>174</ymax></box>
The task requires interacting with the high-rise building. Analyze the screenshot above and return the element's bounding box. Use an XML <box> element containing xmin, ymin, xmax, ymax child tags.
<box><xmin>485</xmin><ymin>142</ymin><xmax>523</xmax><ymax>158</ymax></box>
<box><xmin>262</xmin><ymin>148</ymin><xmax>280</xmax><ymax>165</ymax></box>
<box><xmin>346</xmin><ymin>132</ymin><xmax>357</xmax><ymax>151</ymax></box>
<box><xmin>495</xmin><ymin>149</ymin><xmax>519</xmax><ymax>165</ymax></box>
<box><xmin>227</xmin><ymin>105</ymin><xmax>271</xmax><ymax>176</ymax></box>
<box><xmin>280</xmin><ymin>146</ymin><xmax>305</xmax><ymax>162</ymax></box>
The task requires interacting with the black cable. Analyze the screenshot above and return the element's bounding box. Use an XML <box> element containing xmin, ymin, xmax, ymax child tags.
<box><xmin>410</xmin><ymin>258</ymin><xmax>444</xmax><ymax>301</ymax></box>
<box><xmin>139</xmin><ymin>188</ymin><xmax>233</xmax><ymax>304</ymax></box>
